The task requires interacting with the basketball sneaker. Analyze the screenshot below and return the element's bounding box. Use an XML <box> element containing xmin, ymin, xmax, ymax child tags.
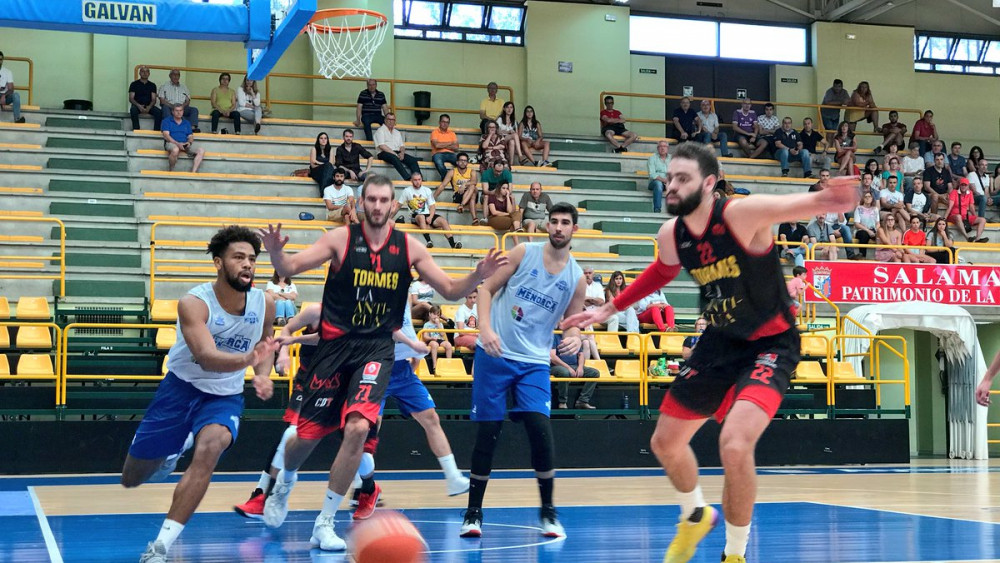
<box><xmin>459</xmin><ymin>507</ymin><xmax>483</xmax><ymax>538</ymax></box>
<box><xmin>540</xmin><ymin>505</ymin><xmax>566</xmax><ymax>538</ymax></box>
<box><xmin>447</xmin><ymin>475</ymin><xmax>471</xmax><ymax>496</ymax></box>
<box><xmin>149</xmin><ymin>433</ymin><xmax>195</xmax><ymax>482</ymax></box>
<box><xmin>664</xmin><ymin>505</ymin><xmax>719</xmax><ymax>563</ymax></box>
<box><xmin>233</xmin><ymin>488</ymin><xmax>265</xmax><ymax>519</ymax></box>
<box><xmin>353</xmin><ymin>482</ymin><xmax>382</xmax><ymax>520</ymax></box>
<box><xmin>263</xmin><ymin>474</ymin><xmax>297</xmax><ymax>528</ymax></box>
<box><xmin>310</xmin><ymin>513</ymin><xmax>346</xmax><ymax>551</ymax></box>
<box><xmin>349</xmin><ymin>488</ymin><xmax>386</xmax><ymax>508</ymax></box>
<box><xmin>139</xmin><ymin>540</ymin><xmax>167</xmax><ymax>563</ymax></box>
<box><xmin>722</xmin><ymin>554</ymin><xmax>746</xmax><ymax>563</ymax></box>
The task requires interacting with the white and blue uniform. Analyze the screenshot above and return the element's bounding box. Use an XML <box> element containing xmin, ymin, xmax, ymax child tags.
<box><xmin>472</xmin><ymin>243</ymin><xmax>582</xmax><ymax>421</ymax></box>
<box><xmin>382</xmin><ymin>304</ymin><xmax>436</xmax><ymax>417</ymax></box>
<box><xmin>129</xmin><ymin>283</ymin><xmax>266</xmax><ymax>459</ymax></box>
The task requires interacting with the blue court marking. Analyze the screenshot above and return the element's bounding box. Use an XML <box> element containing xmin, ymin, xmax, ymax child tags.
<box><xmin>3</xmin><ymin>465</ymin><xmax>999</xmax><ymax>491</ymax></box>
<box><xmin>0</xmin><ymin>490</ymin><xmax>37</xmax><ymax>516</ymax></box>
<box><xmin>8</xmin><ymin>503</ymin><xmax>998</xmax><ymax>563</ymax></box>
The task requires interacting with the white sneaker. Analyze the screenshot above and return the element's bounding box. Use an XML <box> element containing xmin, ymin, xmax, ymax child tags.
<box><xmin>263</xmin><ymin>475</ymin><xmax>296</xmax><ymax>528</ymax></box>
<box><xmin>310</xmin><ymin>514</ymin><xmax>346</xmax><ymax>551</ymax></box>
<box><xmin>447</xmin><ymin>475</ymin><xmax>471</xmax><ymax>496</ymax></box>
<box><xmin>139</xmin><ymin>540</ymin><xmax>167</xmax><ymax>563</ymax></box>
<box><xmin>540</xmin><ymin>506</ymin><xmax>566</xmax><ymax>538</ymax></box>
<box><xmin>459</xmin><ymin>508</ymin><xmax>483</xmax><ymax>538</ymax></box>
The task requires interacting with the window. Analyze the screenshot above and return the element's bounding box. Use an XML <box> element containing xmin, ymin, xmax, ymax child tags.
<box><xmin>628</xmin><ymin>15</ymin><xmax>808</xmax><ymax>65</ymax></box>
<box><xmin>630</xmin><ymin>16</ymin><xmax>717</xmax><ymax>58</ymax></box>
<box><xmin>394</xmin><ymin>1</ymin><xmax>524</xmax><ymax>45</ymax></box>
<box><xmin>914</xmin><ymin>31</ymin><xmax>1000</xmax><ymax>75</ymax></box>
<box><xmin>719</xmin><ymin>23</ymin><xmax>807</xmax><ymax>64</ymax></box>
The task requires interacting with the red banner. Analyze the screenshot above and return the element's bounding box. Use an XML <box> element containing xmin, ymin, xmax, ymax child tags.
<box><xmin>804</xmin><ymin>260</ymin><xmax>1000</xmax><ymax>306</ymax></box>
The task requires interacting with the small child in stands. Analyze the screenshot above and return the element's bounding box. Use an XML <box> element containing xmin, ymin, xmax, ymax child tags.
<box><xmin>421</xmin><ymin>305</ymin><xmax>453</xmax><ymax>373</ymax></box>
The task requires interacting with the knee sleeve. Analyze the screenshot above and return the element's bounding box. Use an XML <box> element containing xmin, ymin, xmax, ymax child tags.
<box><xmin>357</xmin><ymin>452</ymin><xmax>375</xmax><ymax>478</ymax></box>
<box><xmin>516</xmin><ymin>412</ymin><xmax>555</xmax><ymax>473</ymax></box>
<box><xmin>470</xmin><ymin>420</ymin><xmax>504</xmax><ymax>477</ymax></box>
<box><xmin>270</xmin><ymin>425</ymin><xmax>297</xmax><ymax>471</ymax></box>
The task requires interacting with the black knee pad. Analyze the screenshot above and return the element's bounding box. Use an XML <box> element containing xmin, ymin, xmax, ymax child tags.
<box><xmin>470</xmin><ymin>420</ymin><xmax>503</xmax><ymax>476</ymax></box>
<box><xmin>515</xmin><ymin>412</ymin><xmax>555</xmax><ymax>473</ymax></box>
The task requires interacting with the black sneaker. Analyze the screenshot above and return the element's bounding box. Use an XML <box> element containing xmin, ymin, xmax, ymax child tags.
<box><xmin>781</xmin><ymin>170</ymin><xmax>789</xmax><ymax>177</ymax></box>
<box><xmin>15</xmin><ymin>117</ymin><xmax>25</xmax><ymax>124</ymax></box>
<box><xmin>459</xmin><ymin>507</ymin><xmax>483</xmax><ymax>537</ymax></box>
<box><xmin>426</xmin><ymin>241</ymin><xmax>434</xmax><ymax>248</ymax></box>
<box><xmin>221</xmin><ymin>128</ymin><xmax>229</xmax><ymax>135</ymax></box>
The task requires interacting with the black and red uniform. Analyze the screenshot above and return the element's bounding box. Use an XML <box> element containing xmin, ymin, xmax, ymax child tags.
<box><xmin>293</xmin><ymin>223</ymin><xmax>413</xmax><ymax>440</ymax></box>
<box><xmin>662</xmin><ymin>198</ymin><xmax>800</xmax><ymax>421</ymax></box>
<box><xmin>283</xmin><ymin>327</ymin><xmax>317</xmax><ymax>424</ymax></box>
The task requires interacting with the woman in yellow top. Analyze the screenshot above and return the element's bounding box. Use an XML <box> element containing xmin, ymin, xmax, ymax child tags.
<box><xmin>845</xmin><ymin>81</ymin><xmax>878</xmax><ymax>133</ymax></box>
<box><xmin>210</xmin><ymin>72</ymin><xmax>240</xmax><ymax>134</ymax></box>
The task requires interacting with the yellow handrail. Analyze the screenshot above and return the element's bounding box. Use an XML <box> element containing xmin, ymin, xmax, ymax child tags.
<box><xmin>0</xmin><ymin>322</ymin><xmax>62</xmax><ymax>405</ymax></box>
<box><xmin>809</xmin><ymin>241</ymin><xmax>954</xmax><ymax>262</ymax></box>
<box><xmin>803</xmin><ymin>282</ymin><xmax>842</xmax><ymax>336</ymax></box>
<box><xmin>499</xmin><ymin>231</ymin><xmax>659</xmax><ymax>257</ymax></box>
<box><xmin>0</xmin><ymin>216</ymin><xmax>66</xmax><ymax>296</ymax></box>
<box><xmin>4</xmin><ymin>56</ymin><xmax>33</xmax><ymax>105</ymax></box>
<box><xmin>829</xmin><ymin>334</ymin><xmax>910</xmax><ymax>413</ymax></box>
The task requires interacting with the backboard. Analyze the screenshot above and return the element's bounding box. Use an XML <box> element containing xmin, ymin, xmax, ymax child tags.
<box><xmin>248</xmin><ymin>0</ymin><xmax>318</xmax><ymax>80</ymax></box>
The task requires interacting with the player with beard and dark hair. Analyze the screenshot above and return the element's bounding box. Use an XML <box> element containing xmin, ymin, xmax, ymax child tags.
<box><xmin>257</xmin><ymin>174</ymin><xmax>507</xmax><ymax>551</ymax></box>
<box><xmin>459</xmin><ymin>202</ymin><xmax>587</xmax><ymax>539</ymax></box>
<box><xmin>564</xmin><ymin>143</ymin><xmax>857</xmax><ymax>563</ymax></box>
<box><xmin>124</xmin><ymin>225</ymin><xmax>279</xmax><ymax>563</ymax></box>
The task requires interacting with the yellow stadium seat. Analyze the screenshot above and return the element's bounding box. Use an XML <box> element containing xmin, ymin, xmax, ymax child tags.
<box><xmin>246</xmin><ymin>364</ymin><xmax>279</xmax><ymax>377</ymax></box>
<box><xmin>801</xmin><ymin>335</ymin><xmax>828</xmax><ymax>358</ymax></box>
<box><xmin>658</xmin><ymin>333</ymin><xmax>686</xmax><ymax>356</ymax></box>
<box><xmin>15</xmin><ymin>297</ymin><xmax>49</xmax><ymax>320</ymax></box>
<box><xmin>156</xmin><ymin>328</ymin><xmax>177</xmax><ymax>350</ymax></box>
<box><xmin>584</xmin><ymin>359</ymin><xmax>612</xmax><ymax>378</ymax></box>
<box><xmin>833</xmin><ymin>361</ymin><xmax>861</xmax><ymax>379</ymax></box>
<box><xmin>595</xmin><ymin>333</ymin><xmax>627</xmax><ymax>355</ymax></box>
<box><xmin>16</xmin><ymin>326</ymin><xmax>51</xmax><ymax>349</ymax></box>
<box><xmin>162</xmin><ymin>355</ymin><xmax>169</xmax><ymax>375</ymax></box>
<box><xmin>435</xmin><ymin>358</ymin><xmax>469</xmax><ymax>378</ymax></box>
<box><xmin>794</xmin><ymin>361</ymin><xmax>827</xmax><ymax>381</ymax></box>
<box><xmin>625</xmin><ymin>334</ymin><xmax>642</xmax><ymax>355</ymax></box>
<box><xmin>0</xmin><ymin>296</ymin><xmax>9</xmax><ymax>319</ymax></box>
<box><xmin>150</xmin><ymin>299</ymin><xmax>179</xmax><ymax>322</ymax></box>
<box><xmin>415</xmin><ymin>358</ymin><xmax>430</xmax><ymax>378</ymax></box>
<box><xmin>17</xmin><ymin>354</ymin><xmax>54</xmax><ymax>376</ymax></box>
<box><xmin>0</xmin><ymin>354</ymin><xmax>9</xmax><ymax>375</ymax></box>
<box><xmin>0</xmin><ymin>326</ymin><xmax>8</xmax><ymax>349</ymax></box>
<box><xmin>614</xmin><ymin>359</ymin><xmax>642</xmax><ymax>380</ymax></box>
<box><xmin>439</xmin><ymin>304</ymin><xmax>459</xmax><ymax>320</ymax></box>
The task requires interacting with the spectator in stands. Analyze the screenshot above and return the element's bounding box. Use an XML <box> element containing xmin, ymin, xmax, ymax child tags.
<box><xmin>947</xmin><ymin>178</ymin><xmax>989</xmax><ymax>243</ymax></box>
<box><xmin>128</xmin><ymin>65</ymin><xmax>161</xmax><ymax>131</ymax></box>
<box><xmin>875</xmin><ymin>111</ymin><xmax>907</xmax><ymax>155</ymax></box>
<box><xmin>820</xmin><ymin>78</ymin><xmax>850</xmax><ymax>144</ymax></box>
<box><xmin>209</xmin><ymin>73</ymin><xmax>239</xmax><ymax>135</ymax></box>
<box><xmin>947</xmin><ymin>142</ymin><xmax>967</xmax><ymax>178</ymax></box>
<box><xmin>354</xmin><ymin>78</ymin><xmax>387</xmax><ymax>141</ymax></box>
<box><xmin>309</xmin><ymin>132</ymin><xmax>335</xmax><ymax>196</ymax></box>
<box><xmin>807</xmin><ymin>213</ymin><xmax>843</xmax><ymax>260</ymax></box>
<box><xmin>809</xmin><ymin>169</ymin><xmax>831</xmax><ymax>192</ymax></box>
<box><xmin>436</xmin><ymin>151</ymin><xmax>479</xmax><ymax>221</ymax></box>
<box><xmin>681</xmin><ymin>317</ymin><xmax>708</xmax><ymax>361</ymax></box>
<box><xmin>266</xmin><ymin>273</ymin><xmax>298</xmax><ymax>326</ymax></box>
<box><xmin>583</xmin><ymin>266</ymin><xmax>606</xmax><ymax>321</ymax></box>
<box><xmin>671</xmin><ymin>97</ymin><xmax>700</xmax><ymax>143</ymax></box>
<box><xmin>875</xmin><ymin>214</ymin><xmax>904</xmax><ymax>262</ymax></box>
<box><xmin>923</xmin><ymin>139</ymin><xmax>946</xmax><ymax>168</ymax></box>
<box><xmin>902</xmin><ymin>216</ymin><xmax>937</xmax><ymax>263</ymax></box>
<box><xmin>833</xmin><ymin>121</ymin><xmax>857</xmax><ymax>176</ymax></box>
<box><xmin>910</xmin><ymin>110</ymin><xmax>939</xmax><ymax>158</ymax></box>
<box><xmin>695</xmin><ymin>99</ymin><xmax>730</xmax><ymax>157</ymax></box>
<box><xmin>845</xmin><ymin>81</ymin><xmax>878</xmax><ymax>132</ymax></box>
<box><xmin>485</xmin><ymin>182</ymin><xmax>523</xmax><ymax>237</ymax></box>
<box><xmin>751</xmin><ymin>103</ymin><xmax>780</xmax><ymax>159</ymax></box>
<box><xmin>923</xmin><ymin>152</ymin><xmax>954</xmax><ymax>211</ymax></box>
<box><xmin>732</xmin><ymin>98</ymin><xmax>758</xmax><ymax>157</ymax></box>
<box><xmin>497</xmin><ymin>102</ymin><xmax>525</xmax><ymax>165</ymax></box>
<box><xmin>882</xmin><ymin>157</ymin><xmax>904</xmax><ymax>195</ymax></box>
<box><xmin>409</xmin><ymin>276</ymin><xmax>435</xmax><ymax>321</ymax></box>
<box><xmin>880</xmin><ymin>174</ymin><xmax>908</xmax><ymax>226</ymax></box>
<box><xmin>334</xmin><ymin>129</ymin><xmax>373</xmax><ymax>182</ymax></box>
<box><xmin>967</xmin><ymin>146</ymin><xmax>985</xmax><ymax>175</ymax></box>
<box><xmin>0</xmin><ymin>51</ymin><xmax>24</xmax><ymax>123</ymax></box>
<box><xmin>859</xmin><ymin>172</ymin><xmax>877</xmax><ymax>206</ymax></box>
<box><xmin>778</xmin><ymin>220</ymin><xmax>809</xmax><ymax>267</ymax></box>
<box><xmin>902</xmin><ymin>142</ymin><xmax>925</xmax><ymax>191</ymax></box>
<box><xmin>800</xmin><ymin>117</ymin><xmax>830</xmax><ymax>173</ymax></box>
<box><xmin>323</xmin><ymin>168</ymin><xmax>359</xmax><ymax>224</ymax></box>
<box><xmin>854</xmin><ymin>191</ymin><xmax>879</xmax><ymax>259</ymax></box>
<box><xmin>158</xmin><ymin>69</ymin><xmax>199</xmax><ymax>132</ymax></box>
<box><xmin>969</xmin><ymin>158</ymin><xmax>990</xmax><ymax>218</ymax></box>
<box><xmin>430</xmin><ymin>114</ymin><xmax>459</xmax><ymax>179</ymax></box>
<box><xmin>600</xmin><ymin>95</ymin><xmax>637</xmax><ymax>153</ymax></box>
<box><xmin>647</xmin><ymin>140</ymin><xmax>670</xmax><ymax>212</ymax></box>
<box><xmin>905</xmin><ymin>177</ymin><xmax>937</xmax><ymax>227</ymax></box>
<box><xmin>881</xmin><ymin>142</ymin><xmax>901</xmax><ymax>171</ymax></box>
<box><xmin>375</xmin><ymin>112</ymin><xmax>420</xmax><ymax>180</ymax></box>
<box><xmin>519</xmin><ymin>181</ymin><xmax>552</xmax><ymax>233</ymax></box>
<box><xmin>864</xmin><ymin>159</ymin><xmax>883</xmax><ymax>193</ymax></box>
<box><xmin>551</xmin><ymin>333</ymin><xmax>599</xmax><ymax>410</ymax></box>
<box><xmin>161</xmin><ymin>104</ymin><xmax>205</xmax><ymax>173</ymax></box>
<box><xmin>926</xmin><ymin>217</ymin><xmax>954</xmax><ymax>264</ymax></box>
<box><xmin>518</xmin><ymin>105</ymin><xmax>551</xmax><ymax>167</ymax></box>
<box><xmin>603</xmin><ymin>271</ymin><xmax>640</xmax><ymax>333</ymax></box>
<box><xmin>398</xmin><ymin>171</ymin><xmax>461</xmax><ymax>249</ymax></box>
<box><xmin>479</xmin><ymin>159</ymin><xmax>512</xmax><ymax>222</ymax></box>
<box><xmin>786</xmin><ymin>266</ymin><xmax>808</xmax><ymax>301</ymax></box>
<box><xmin>479</xmin><ymin>81</ymin><xmax>504</xmax><ymax>134</ymax></box>
<box><xmin>453</xmin><ymin>290</ymin><xmax>479</xmax><ymax>350</ymax></box>
<box><xmin>714</xmin><ymin>168</ymin><xmax>741</xmax><ymax>197</ymax></box>
<box><xmin>774</xmin><ymin>117</ymin><xmax>810</xmax><ymax>178</ymax></box>
<box><xmin>421</xmin><ymin>305</ymin><xmax>453</xmax><ymax>374</ymax></box>
<box><xmin>479</xmin><ymin>120</ymin><xmax>507</xmax><ymax>170</ymax></box>
<box><xmin>992</xmin><ymin>163</ymin><xmax>1000</xmax><ymax>213</ymax></box>
<box><xmin>636</xmin><ymin>289</ymin><xmax>675</xmax><ymax>332</ymax></box>
<box><xmin>236</xmin><ymin>77</ymin><xmax>262</xmax><ymax>135</ymax></box>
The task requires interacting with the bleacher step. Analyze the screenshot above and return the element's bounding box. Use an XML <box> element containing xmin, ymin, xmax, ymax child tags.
<box><xmin>550</xmin><ymin>141</ymin><xmax>606</xmax><ymax>153</ymax></box>
<box><xmin>46</xmin><ymin>137</ymin><xmax>125</xmax><ymax>151</ymax></box>
<box><xmin>59</xmin><ymin>278</ymin><xmax>146</xmax><ymax>298</ymax></box>
<box><xmin>63</xmin><ymin>251</ymin><xmax>142</xmax><ymax>269</ymax></box>
<box><xmin>593</xmin><ymin>220</ymin><xmax>661</xmax><ymax>235</ymax></box>
<box><xmin>45</xmin><ymin>117</ymin><xmax>122</xmax><ymax>130</ymax></box>
<box><xmin>564</xmin><ymin>179</ymin><xmax>636</xmax><ymax>191</ymax></box>
<box><xmin>49</xmin><ymin>179</ymin><xmax>131</xmax><ymax>195</ymax></box>
<box><xmin>50</xmin><ymin>201</ymin><xmax>134</xmax><ymax>218</ymax></box>
<box><xmin>609</xmin><ymin>243</ymin><xmax>656</xmax><ymax>257</ymax></box>
<box><xmin>55</xmin><ymin>226</ymin><xmax>139</xmax><ymax>242</ymax></box>
<box><xmin>554</xmin><ymin>160</ymin><xmax>621</xmax><ymax>172</ymax></box>
<box><xmin>581</xmin><ymin>199</ymin><xmax>651</xmax><ymax>212</ymax></box>
<box><xmin>47</xmin><ymin>157</ymin><xmax>129</xmax><ymax>173</ymax></box>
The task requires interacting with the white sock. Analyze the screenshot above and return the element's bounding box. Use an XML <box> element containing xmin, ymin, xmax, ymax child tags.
<box><xmin>270</xmin><ymin>426</ymin><xmax>296</xmax><ymax>471</ymax></box>
<box><xmin>677</xmin><ymin>485</ymin><xmax>706</xmax><ymax>521</ymax></box>
<box><xmin>255</xmin><ymin>471</ymin><xmax>272</xmax><ymax>492</ymax></box>
<box><xmin>277</xmin><ymin>468</ymin><xmax>297</xmax><ymax>484</ymax></box>
<box><xmin>438</xmin><ymin>453</ymin><xmax>461</xmax><ymax>481</ymax></box>
<box><xmin>155</xmin><ymin>519</ymin><xmax>185</xmax><ymax>551</ymax></box>
<box><xmin>357</xmin><ymin>452</ymin><xmax>375</xmax><ymax>478</ymax></box>
<box><xmin>320</xmin><ymin>488</ymin><xmax>344</xmax><ymax>517</ymax></box>
<box><xmin>724</xmin><ymin>520</ymin><xmax>751</xmax><ymax>556</ymax></box>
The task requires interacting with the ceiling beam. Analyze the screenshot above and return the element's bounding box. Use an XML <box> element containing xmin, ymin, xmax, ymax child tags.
<box><xmin>762</xmin><ymin>0</ymin><xmax>816</xmax><ymax>19</ymax></box>
<box><xmin>826</xmin><ymin>0</ymin><xmax>880</xmax><ymax>20</ymax></box>
<box><xmin>940</xmin><ymin>0</ymin><xmax>1000</xmax><ymax>28</ymax></box>
<box><xmin>852</xmin><ymin>0</ymin><xmax>916</xmax><ymax>22</ymax></box>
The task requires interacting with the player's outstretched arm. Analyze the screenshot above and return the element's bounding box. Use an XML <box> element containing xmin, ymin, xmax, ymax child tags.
<box><xmin>250</xmin><ymin>294</ymin><xmax>278</xmax><ymax>400</ymax></box>
<box><xmin>258</xmin><ymin>223</ymin><xmax>346</xmax><ymax>278</ymax></box>
<box><xmin>177</xmin><ymin>295</ymin><xmax>278</xmax><ymax>373</ymax></box>
<box><xmin>274</xmin><ymin>304</ymin><xmax>321</xmax><ymax>374</ymax></box>
<box><xmin>977</xmin><ymin>349</ymin><xmax>1000</xmax><ymax>406</ymax></box>
<box><xmin>727</xmin><ymin>176</ymin><xmax>860</xmax><ymax>229</ymax></box>
<box><xmin>410</xmin><ymin>239</ymin><xmax>510</xmax><ymax>301</ymax></box>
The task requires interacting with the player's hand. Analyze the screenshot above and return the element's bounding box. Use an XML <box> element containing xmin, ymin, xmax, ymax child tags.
<box><xmin>976</xmin><ymin>378</ymin><xmax>993</xmax><ymax>407</ymax></box>
<box><xmin>258</xmin><ymin>223</ymin><xmax>289</xmax><ymax>254</ymax></box>
<box><xmin>253</xmin><ymin>374</ymin><xmax>274</xmax><ymax>401</ymax></box>
<box><xmin>479</xmin><ymin>328</ymin><xmax>502</xmax><ymax>357</ymax></box>
<box><xmin>247</xmin><ymin>336</ymin><xmax>280</xmax><ymax>367</ymax></box>
<box><xmin>275</xmin><ymin>352</ymin><xmax>291</xmax><ymax>375</ymax></box>
<box><xmin>561</xmin><ymin>303</ymin><xmax>615</xmax><ymax>330</ymax></box>
<box><xmin>823</xmin><ymin>176</ymin><xmax>862</xmax><ymax>213</ymax></box>
<box><xmin>475</xmin><ymin>247</ymin><xmax>509</xmax><ymax>280</ymax></box>
<box><xmin>557</xmin><ymin>334</ymin><xmax>582</xmax><ymax>357</ymax></box>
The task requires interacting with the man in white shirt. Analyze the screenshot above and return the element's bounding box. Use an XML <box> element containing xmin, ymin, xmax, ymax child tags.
<box><xmin>397</xmin><ymin>171</ymin><xmax>461</xmax><ymax>249</ymax></box>
<box><xmin>374</xmin><ymin>112</ymin><xmax>421</xmax><ymax>179</ymax></box>
<box><xmin>0</xmin><ymin>52</ymin><xmax>24</xmax><ymax>123</ymax></box>
<box><xmin>322</xmin><ymin>168</ymin><xmax>359</xmax><ymax>224</ymax></box>
<box><xmin>158</xmin><ymin>69</ymin><xmax>200</xmax><ymax>132</ymax></box>
<box><xmin>695</xmin><ymin>100</ymin><xmax>731</xmax><ymax>157</ymax></box>
<box><xmin>454</xmin><ymin>290</ymin><xmax>479</xmax><ymax>349</ymax></box>
<box><xmin>967</xmin><ymin>158</ymin><xmax>990</xmax><ymax>219</ymax></box>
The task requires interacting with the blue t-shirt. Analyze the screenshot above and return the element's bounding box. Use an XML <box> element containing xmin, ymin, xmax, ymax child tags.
<box><xmin>162</xmin><ymin>116</ymin><xmax>192</xmax><ymax>144</ymax></box>
<box><xmin>552</xmin><ymin>335</ymin><xmax>578</xmax><ymax>369</ymax></box>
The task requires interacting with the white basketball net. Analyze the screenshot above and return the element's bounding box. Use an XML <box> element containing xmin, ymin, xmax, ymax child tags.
<box><xmin>307</xmin><ymin>13</ymin><xmax>388</xmax><ymax>80</ymax></box>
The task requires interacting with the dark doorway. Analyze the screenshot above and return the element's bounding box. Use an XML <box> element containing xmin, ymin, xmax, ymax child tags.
<box><xmin>662</xmin><ymin>57</ymin><xmax>771</xmax><ymax>138</ymax></box>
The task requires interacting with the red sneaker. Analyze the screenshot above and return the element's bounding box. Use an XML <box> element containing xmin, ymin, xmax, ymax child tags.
<box><xmin>352</xmin><ymin>483</ymin><xmax>382</xmax><ymax>520</ymax></box>
<box><xmin>233</xmin><ymin>488</ymin><xmax>265</xmax><ymax>519</ymax></box>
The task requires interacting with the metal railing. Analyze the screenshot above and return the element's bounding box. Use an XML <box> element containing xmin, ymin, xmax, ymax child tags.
<box><xmin>0</xmin><ymin>216</ymin><xmax>66</xmax><ymax>296</ymax></box>
<box><xmin>499</xmin><ymin>231</ymin><xmax>658</xmax><ymax>257</ymax></box>
<box><xmin>809</xmin><ymin>241</ymin><xmax>954</xmax><ymax>262</ymax></box>
<box><xmin>829</xmin><ymin>334</ymin><xmax>910</xmax><ymax>418</ymax></box>
<box><xmin>989</xmin><ymin>389</ymin><xmax>1000</xmax><ymax>445</ymax></box>
<box><xmin>3</xmin><ymin>57</ymin><xmax>33</xmax><ymax>105</ymax></box>
<box><xmin>0</xmin><ymin>322</ymin><xmax>62</xmax><ymax>402</ymax></box>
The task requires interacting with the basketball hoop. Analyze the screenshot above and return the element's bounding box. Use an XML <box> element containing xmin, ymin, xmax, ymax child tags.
<box><xmin>305</xmin><ymin>9</ymin><xmax>388</xmax><ymax>80</ymax></box>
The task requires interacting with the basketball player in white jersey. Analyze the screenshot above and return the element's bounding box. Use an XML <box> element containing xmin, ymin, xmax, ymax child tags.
<box><xmin>122</xmin><ymin>226</ymin><xmax>279</xmax><ymax>563</ymax></box>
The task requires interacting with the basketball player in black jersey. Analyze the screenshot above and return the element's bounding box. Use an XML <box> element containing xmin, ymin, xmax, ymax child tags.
<box><xmin>565</xmin><ymin>143</ymin><xmax>857</xmax><ymax>563</ymax></box>
<box><xmin>257</xmin><ymin>174</ymin><xmax>506</xmax><ymax>551</ymax></box>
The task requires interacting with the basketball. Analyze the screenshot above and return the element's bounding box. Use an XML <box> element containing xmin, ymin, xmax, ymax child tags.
<box><xmin>349</xmin><ymin>511</ymin><xmax>426</xmax><ymax>563</ymax></box>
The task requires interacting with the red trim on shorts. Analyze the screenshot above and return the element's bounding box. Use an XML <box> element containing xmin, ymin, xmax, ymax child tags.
<box><xmin>659</xmin><ymin>391</ymin><xmax>708</xmax><ymax>420</ymax></box>
<box><xmin>729</xmin><ymin>384</ymin><xmax>784</xmax><ymax>420</ymax></box>
<box><xmin>713</xmin><ymin>387</ymin><xmax>738</xmax><ymax>423</ymax></box>
<box><xmin>321</xmin><ymin>321</ymin><xmax>346</xmax><ymax>340</ymax></box>
<box><xmin>342</xmin><ymin>401</ymin><xmax>381</xmax><ymax>429</ymax></box>
<box><xmin>282</xmin><ymin>407</ymin><xmax>297</xmax><ymax>424</ymax></box>
<box><xmin>747</xmin><ymin>311</ymin><xmax>792</xmax><ymax>341</ymax></box>
<box><xmin>296</xmin><ymin>418</ymin><xmax>340</xmax><ymax>440</ymax></box>
<box><xmin>363</xmin><ymin>435</ymin><xmax>380</xmax><ymax>455</ymax></box>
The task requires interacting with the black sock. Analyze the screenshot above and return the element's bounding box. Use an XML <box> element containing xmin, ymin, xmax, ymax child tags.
<box><xmin>361</xmin><ymin>476</ymin><xmax>376</xmax><ymax>494</ymax></box>
<box><xmin>423</xmin><ymin>233</ymin><xmax>432</xmax><ymax>242</ymax></box>
<box><xmin>537</xmin><ymin>477</ymin><xmax>554</xmax><ymax>507</ymax></box>
<box><xmin>468</xmin><ymin>476</ymin><xmax>489</xmax><ymax>510</ymax></box>
<box><xmin>448</xmin><ymin>236</ymin><xmax>457</xmax><ymax>248</ymax></box>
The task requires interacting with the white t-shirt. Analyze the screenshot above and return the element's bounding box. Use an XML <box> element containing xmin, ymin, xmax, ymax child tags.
<box><xmin>967</xmin><ymin>172</ymin><xmax>989</xmax><ymax>197</ymax></box>
<box><xmin>880</xmin><ymin>189</ymin><xmax>904</xmax><ymax>207</ymax></box>
<box><xmin>909</xmin><ymin>191</ymin><xmax>928</xmax><ymax>213</ymax></box>
<box><xmin>585</xmin><ymin>280</ymin><xmax>604</xmax><ymax>311</ymax></box>
<box><xmin>373</xmin><ymin>125</ymin><xmax>405</xmax><ymax>152</ymax></box>
<box><xmin>158</xmin><ymin>82</ymin><xmax>190</xmax><ymax>105</ymax></box>
<box><xmin>0</xmin><ymin>67</ymin><xmax>12</xmax><ymax>94</ymax></box>
<box><xmin>236</xmin><ymin>88</ymin><xmax>260</xmax><ymax>110</ymax></box>
<box><xmin>399</xmin><ymin>185</ymin><xmax>435</xmax><ymax>215</ymax></box>
<box><xmin>455</xmin><ymin>303</ymin><xmax>478</xmax><ymax>328</ymax></box>
<box><xmin>323</xmin><ymin>184</ymin><xmax>353</xmax><ymax>207</ymax></box>
<box><xmin>266</xmin><ymin>281</ymin><xmax>297</xmax><ymax>296</ymax></box>
<box><xmin>409</xmin><ymin>280</ymin><xmax>434</xmax><ymax>303</ymax></box>
<box><xmin>902</xmin><ymin>155</ymin><xmax>925</xmax><ymax>175</ymax></box>
<box><xmin>697</xmin><ymin>111</ymin><xmax>720</xmax><ymax>134</ymax></box>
